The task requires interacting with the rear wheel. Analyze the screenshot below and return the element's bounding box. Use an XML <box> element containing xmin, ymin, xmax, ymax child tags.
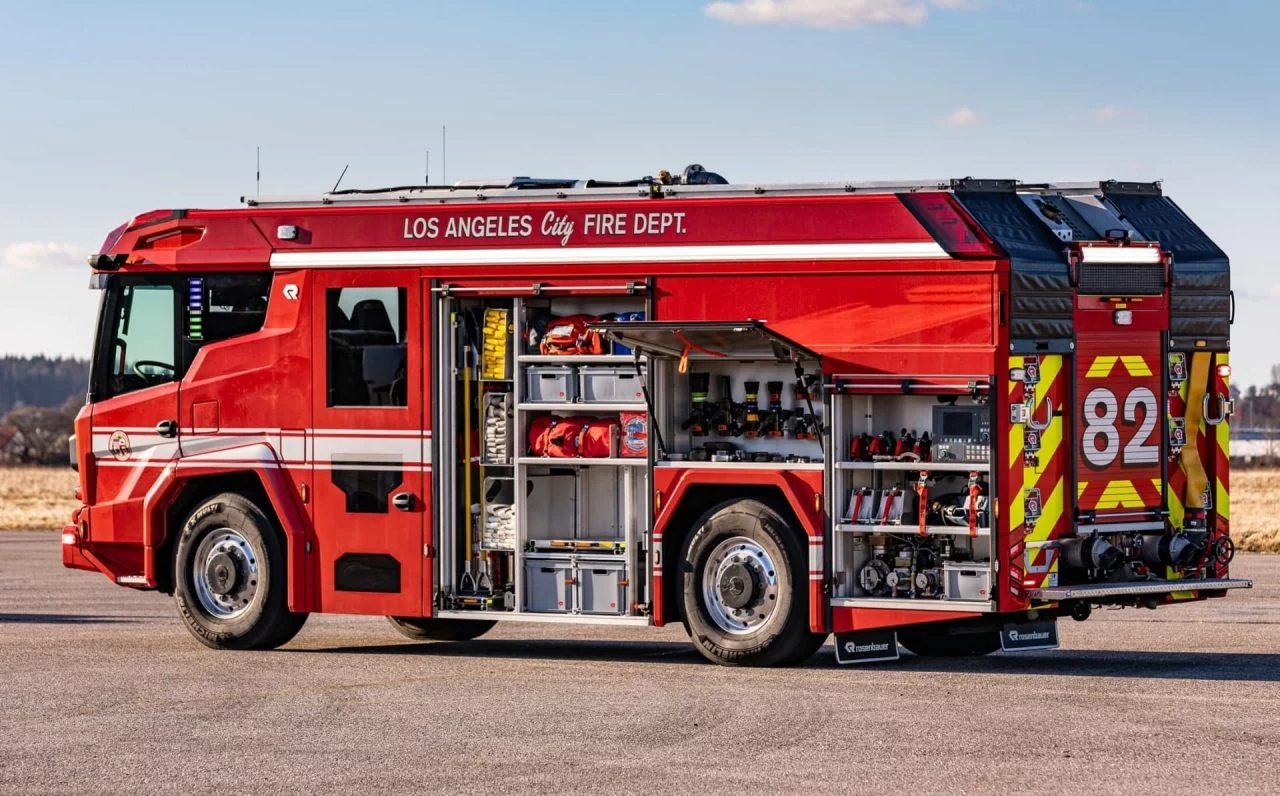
<box><xmin>174</xmin><ymin>492</ymin><xmax>308</xmax><ymax>650</ymax></box>
<box><xmin>680</xmin><ymin>499</ymin><xmax>826</xmax><ymax>667</ymax></box>
<box><xmin>898</xmin><ymin>624</ymin><xmax>1001</xmax><ymax>657</ymax></box>
<box><xmin>387</xmin><ymin>617</ymin><xmax>495</xmax><ymax>642</ymax></box>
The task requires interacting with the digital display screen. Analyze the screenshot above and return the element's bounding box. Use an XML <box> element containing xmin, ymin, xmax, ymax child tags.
<box><xmin>942</xmin><ymin>411</ymin><xmax>975</xmax><ymax>438</ymax></box>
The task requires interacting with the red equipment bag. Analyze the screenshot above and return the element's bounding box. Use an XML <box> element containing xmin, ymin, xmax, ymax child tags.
<box><xmin>527</xmin><ymin>415</ymin><xmax>563</xmax><ymax>457</ymax></box>
<box><xmin>528</xmin><ymin>416</ymin><xmax>617</xmax><ymax>458</ymax></box>
<box><xmin>577</xmin><ymin>417</ymin><xmax>617</xmax><ymax>458</ymax></box>
<box><xmin>538</xmin><ymin>315</ymin><xmax>606</xmax><ymax>356</ymax></box>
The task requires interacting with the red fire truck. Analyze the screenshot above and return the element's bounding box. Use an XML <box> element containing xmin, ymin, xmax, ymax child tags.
<box><xmin>64</xmin><ymin>166</ymin><xmax>1250</xmax><ymax>665</ymax></box>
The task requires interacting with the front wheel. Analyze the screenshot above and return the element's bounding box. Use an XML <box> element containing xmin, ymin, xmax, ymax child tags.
<box><xmin>387</xmin><ymin>616</ymin><xmax>495</xmax><ymax>641</ymax></box>
<box><xmin>680</xmin><ymin>499</ymin><xmax>826</xmax><ymax>667</ymax></box>
<box><xmin>173</xmin><ymin>492</ymin><xmax>308</xmax><ymax>650</ymax></box>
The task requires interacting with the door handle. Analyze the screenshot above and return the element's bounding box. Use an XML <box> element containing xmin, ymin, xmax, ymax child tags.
<box><xmin>156</xmin><ymin>420</ymin><xmax>178</xmax><ymax>438</ymax></box>
<box><xmin>392</xmin><ymin>493</ymin><xmax>416</xmax><ymax>512</ymax></box>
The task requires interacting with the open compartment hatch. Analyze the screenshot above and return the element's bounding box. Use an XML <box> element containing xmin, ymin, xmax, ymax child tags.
<box><xmin>590</xmin><ymin>320</ymin><xmax>821</xmax><ymax>364</ymax></box>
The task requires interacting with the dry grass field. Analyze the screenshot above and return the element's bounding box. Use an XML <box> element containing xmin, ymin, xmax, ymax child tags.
<box><xmin>0</xmin><ymin>465</ymin><xmax>1276</xmax><ymax>550</ymax></box>
<box><xmin>1232</xmin><ymin>467</ymin><xmax>1280</xmax><ymax>553</ymax></box>
<box><xmin>0</xmin><ymin>466</ymin><xmax>79</xmax><ymax>531</ymax></box>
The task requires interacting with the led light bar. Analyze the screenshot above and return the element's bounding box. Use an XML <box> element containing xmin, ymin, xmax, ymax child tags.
<box><xmin>1077</xmin><ymin>245</ymin><xmax>1162</xmax><ymax>264</ymax></box>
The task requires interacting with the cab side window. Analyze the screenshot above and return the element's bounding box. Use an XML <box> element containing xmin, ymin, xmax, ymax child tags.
<box><xmin>186</xmin><ymin>274</ymin><xmax>272</xmax><ymax>346</ymax></box>
<box><xmin>326</xmin><ymin>287</ymin><xmax>408</xmax><ymax>407</ymax></box>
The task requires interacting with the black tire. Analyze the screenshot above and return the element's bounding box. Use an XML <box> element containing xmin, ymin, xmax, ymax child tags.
<box><xmin>173</xmin><ymin>492</ymin><xmax>308</xmax><ymax>650</ymax></box>
<box><xmin>898</xmin><ymin>624</ymin><xmax>1001</xmax><ymax>657</ymax></box>
<box><xmin>386</xmin><ymin>616</ymin><xmax>496</xmax><ymax>642</ymax></box>
<box><xmin>680</xmin><ymin>499</ymin><xmax>826</xmax><ymax>667</ymax></box>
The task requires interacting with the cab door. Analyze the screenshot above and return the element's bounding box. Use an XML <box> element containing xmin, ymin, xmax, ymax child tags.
<box><xmin>310</xmin><ymin>269</ymin><xmax>429</xmax><ymax>616</ymax></box>
<box><xmin>87</xmin><ymin>276</ymin><xmax>183</xmax><ymax>553</ymax></box>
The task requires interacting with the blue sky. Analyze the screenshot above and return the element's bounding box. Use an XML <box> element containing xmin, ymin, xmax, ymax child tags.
<box><xmin>1</xmin><ymin>0</ymin><xmax>1276</xmax><ymax>385</ymax></box>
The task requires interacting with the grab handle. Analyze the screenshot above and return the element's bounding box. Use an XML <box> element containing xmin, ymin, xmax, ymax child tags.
<box><xmin>1203</xmin><ymin>393</ymin><xmax>1230</xmax><ymax>426</ymax></box>
<box><xmin>1027</xmin><ymin>396</ymin><xmax>1053</xmax><ymax>432</ymax></box>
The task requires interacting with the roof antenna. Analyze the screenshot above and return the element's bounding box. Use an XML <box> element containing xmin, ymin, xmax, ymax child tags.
<box><xmin>331</xmin><ymin>164</ymin><xmax>349</xmax><ymax>193</ymax></box>
<box><xmin>442</xmin><ymin>125</ymin><xmax>447</xmax><ymax>185</ymax></box>
<box><xmin>256</xmin><ymin>146</ymin><xmax>261</xmax><ymax>197</ymax></box>
<box><xmin>425</xmin><ymin>149</ymin><xmax>430</xmax><ymax>185</ymax></box>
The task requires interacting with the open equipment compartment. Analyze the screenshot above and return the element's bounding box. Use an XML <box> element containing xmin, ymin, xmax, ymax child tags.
<box><xmin>827</xmin><ymin>374</ymin><xmax>997</xmax><ymax>607</ymax></box>
<box><xmin>593</xmin><ymin>321</ymin><xmax>826</xmax><ymax>467</ymax></box>
<box><xmin>434</xmin><ymin>286</ymin><xmax>652</xmax><ymax>620</ymax></box>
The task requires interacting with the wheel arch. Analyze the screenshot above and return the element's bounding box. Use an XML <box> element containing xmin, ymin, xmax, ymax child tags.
<box><xmin>142</xmin><ymin>445</ymin><xmax>310</xmax><ymax>612</ymax></box>
<box><xmin>653</xmin><ymin>469</ymin><xmax>824</xmax><ymax>633</ymax></box>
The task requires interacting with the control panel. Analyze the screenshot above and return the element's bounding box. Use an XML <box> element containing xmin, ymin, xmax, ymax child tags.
<box><xmin>931</xmin><ymin>405</ymin><xmax>991</xmax><ymax>463</ymax></box>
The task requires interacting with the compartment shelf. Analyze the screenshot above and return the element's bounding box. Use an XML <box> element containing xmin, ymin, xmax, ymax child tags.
<box><xmin>518</xmin><ymin>457</ymin><xmax>647</xmax><ymax>467</ymax></box>
<box><xmin>834</xmin><ymin>522</ymin><xmax>990</xmax><ymax>537</ymax></box>
<box><xmin>518</xmin><ymin>355</ymin><xmax>644</xmax><ymax>365</ymax></box>
<box><xmin>835</xmin><ymin>460</ymin><xmax>990</xmax><ymax>472</ymax></box>
<box><xmin>518</xmin><ymin>402</ymin><xmax>647</xmax><ymax>412</ymax></box>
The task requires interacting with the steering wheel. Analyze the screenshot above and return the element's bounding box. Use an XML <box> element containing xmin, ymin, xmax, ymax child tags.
<box><xmin>133</xmin><ymin>360</ymin><xmax>176</xmax><ymax>384</ymax></box>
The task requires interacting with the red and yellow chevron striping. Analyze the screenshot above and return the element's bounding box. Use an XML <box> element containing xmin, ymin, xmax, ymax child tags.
<box><xmin>1005</xmin><ymin>353</ymin><xmax>1066</xmax><ymax>606</ymax></box>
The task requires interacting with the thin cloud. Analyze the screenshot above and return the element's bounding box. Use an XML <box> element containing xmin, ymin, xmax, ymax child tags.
<box><xmin>703</xmin><ymin>0</ymin><xmax>985</xmax><ymax>29</ymax></box>
<box><xmin>1091</xmin><ymin>104</ymin><xmax>1134</xmax><ymax>121</ymax></box>
<box><xmin>0</xmin><ymin>242</ymin><xmax>84</xmax><ymax>271</ymax></box>
<box><xmin>1236</xmin><ymin>285</ymin><xmax>1280</xmax><ymax>301</ymax></box>
<box><xmin>941</xmin><ymin>107</ymin><xmax>981</xmax><ymax>127</ymax></box>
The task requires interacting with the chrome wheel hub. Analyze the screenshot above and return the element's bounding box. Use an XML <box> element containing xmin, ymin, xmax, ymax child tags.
<box><xmin>702</xmin><ymin>537</ymin><xmax>780</xmax><ymax>635</ymax></box>
<box><xmin>192</xmin><ymin>529</ymin><xmax>259</xmax><ymax>620</ymax></box>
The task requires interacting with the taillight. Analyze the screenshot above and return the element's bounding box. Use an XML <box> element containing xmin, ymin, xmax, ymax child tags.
<box><xmin>899</xmin><ymin>192</ymin><xmax>1001</xmax><ymax>258</ymax></box>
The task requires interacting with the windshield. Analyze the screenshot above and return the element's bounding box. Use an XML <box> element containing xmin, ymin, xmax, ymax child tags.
<box><xmin>97</xmin><ymin>279</ymin><xmax>179</xmax><ymax>398</ymax></box>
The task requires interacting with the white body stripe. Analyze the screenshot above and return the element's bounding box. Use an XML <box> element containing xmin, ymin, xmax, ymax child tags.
<box><xmin>91</xmin><ymin>428</ymin><xmax>433</xmax><ymax>471</ymax></box>
<box><xmin>270</xmin><ymin>241</ymin><xmax>949</xmax><ymax>269</ymax></box>
<box><xmin>808</xmin><ymin>539</ymin><xmax>824</xmax><ymax>574</ymax></box>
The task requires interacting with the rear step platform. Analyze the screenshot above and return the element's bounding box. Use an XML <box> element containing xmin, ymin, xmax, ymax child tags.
<box><xmin>1029</xmin><ymin>578</ymin><xmax>1253</xmax><ymax>601</ymax></box>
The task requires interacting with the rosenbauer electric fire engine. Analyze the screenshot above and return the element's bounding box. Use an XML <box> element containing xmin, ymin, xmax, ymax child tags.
<box><xmin>64</xmin><ymin>165</ymin><xmax>1250</xmax><ymax>665</ymax></box>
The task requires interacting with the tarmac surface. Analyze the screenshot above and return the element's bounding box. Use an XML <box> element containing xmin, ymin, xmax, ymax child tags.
<box><xmin>1</xmin><ymin>531</ymin><xmax>1277</xmax><ymax>795</ymax></box>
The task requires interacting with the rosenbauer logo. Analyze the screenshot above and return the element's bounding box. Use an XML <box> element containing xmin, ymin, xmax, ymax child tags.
<box><xmin>1006</xmin><ymin>629</ymin><xmax>1051</xmax><ymax>642</ymax></box>
<box><xmin>844</xmin><ymin>640</ymin><xmax>891</xmax><ymax>654</ymax></box>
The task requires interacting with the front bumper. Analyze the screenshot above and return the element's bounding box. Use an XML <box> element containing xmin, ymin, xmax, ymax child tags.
<box><xmin>61</xmin><ymin>522</ymin><xmax>97</xmax><ymax>572</ymax></box>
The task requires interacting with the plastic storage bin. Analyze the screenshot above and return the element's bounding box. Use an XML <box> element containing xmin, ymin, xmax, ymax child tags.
<box><xmin>943</xmin><ymin>562</ymin><xmax>991</xmax><ymax>601</ymax></box>
<box><xmin>578</xmin><ymin>559</ymin><xmax>627</xmax><ymax>615</ymax></box>
<box><xmin>578</xmin><ymin>367</ymin><xmax>644</xmax><ymax>403</ymax></box>
<box><xmin>524</xmin><ymin>555</ymin><xmax>573</xmax><ymax>612</ymax></box>
<box><xmin>525</xmin><ymin>365</ymin><xmax>577</xmax><ymax>403</ymax></box>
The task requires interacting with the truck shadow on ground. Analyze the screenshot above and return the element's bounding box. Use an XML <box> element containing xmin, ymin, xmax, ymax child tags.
<box><xmin>0</xmin><ymin>612</ymin><xmax>142</xmax><ymax>625</ymax></box>
<box><xmin>832</xmin><ymin>649</ymin><xmax>1280</xmax><ymax>682</ymax></box>
<box><xmin>301</xmin><ymin>639</ymin><xmax>1280</xmax><ymax>681</ymax></box>
<box><xmin>303</xmin><ymin>638</ymin><xmax>708</xmax><ymax>665</ymax></box>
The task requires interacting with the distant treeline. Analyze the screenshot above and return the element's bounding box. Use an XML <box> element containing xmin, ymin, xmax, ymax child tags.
<box><xmin>0</xmin><ymin>355</ymin><xmax>89</xmax><ymax>417</ymax></box>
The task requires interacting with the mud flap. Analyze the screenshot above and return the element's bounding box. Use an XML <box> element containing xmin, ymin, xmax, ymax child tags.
<box><xmin>833</xmin><ymin>629</ymin><xmax>900</xmax><ymax>664</ymax></box>
<box><xmin>1000</xmin><ymin>619</ymin><xmax>1059</xmax><ymax>652</ymax></box>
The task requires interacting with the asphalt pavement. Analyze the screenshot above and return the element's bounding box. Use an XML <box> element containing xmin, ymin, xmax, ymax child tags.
<box><xmin>1</xmin><ymin>531</ymin><xmax>1277</xmax><ymax>794</ymax></box>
